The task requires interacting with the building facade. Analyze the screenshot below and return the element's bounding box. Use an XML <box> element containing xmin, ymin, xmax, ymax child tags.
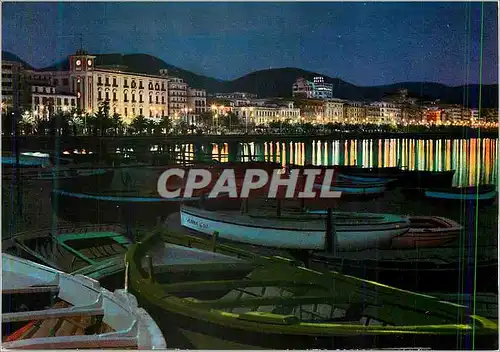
<box><xmin>167</xmin><ymin>76</ymin><xmax>187</xmax><ymax>119</ymax></box>
<box><xmin>233</xmin><ymin>103</ymin><xmax>300</xmax><ymax>126</ymax></box>
<box><xmin>187</xmin><ymin>88</ymin><xmax>207</xmax><ymax>115</ymax></box>
<box><xmin>3</xmin><ymin>50</ymin><xmax>208</xmax><ymax>125</ymax></box>
<box><xmin>31</xmin><ymin>84</ymin><xmax>77</xmax><ymax>119</ymax></box>
<box><xmin>423</xmin><ymin>108</ymin><xmax>443</xmax><ymax>123</ymax></box>
<box><xmin>440</xmin><ymin>105</ymin><xmax>466</xmax><ymax>122</ymax></box>
<box><xmin>401</xmin><ymin>105</ymin><xmax>424</xmax><ymax>123</ymax></box>
<box><xmin>214</xmin><ymin>92</ymin><xmax>257</xmax><ymax>100</ymax></box>
<box><xmin>292</xmin><ymin>76</ymin><xmax>333</xmax><ymax>100</ymax></box>
<box><xmin>343</xmin><ymin>101</ymin><xmax>366</xmax><ymax>123</ymax></box>
<box><xmin>366</xmin><ymin>102</ymin><xmax>401</xmax><ymax>124</ymax></box>
<box><xmin>2</xmin><ymin>60</ymin><xmax>26</xmax><ymax>111</ymax></box>
<box><xmin>323</xmin><ymin>99</ymin><xmax>345</xmax><ymax>123</ymax></box>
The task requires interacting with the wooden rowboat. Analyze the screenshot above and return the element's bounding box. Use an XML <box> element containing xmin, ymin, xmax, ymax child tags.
<box><xmin>180</xmin><ymin>205</ymin><xmax>410</xmax><ymax>251</ymax></box>
<box><xmin>306</xmin><ymin>211</ymin><xmax>463</xmax><ymax>250</ymax></box>
<box><xmin>403</xmin><ymin>185</ymin><xmax>498</xmax><ymax>205</ymax></box>
<box><xmin>391</xmin><ymin>216</ymin><xmax>462</xmax><ymax>249</ymax></box>
<box><xmin>2</xmin><ymin>254</ymin><xmax>166</xmax><ymax>349</ymax></box>
<box><xmin>2</xmin><ymin>225</ymin><xmax>132</xmax><ymax>288</ymax></box>
<box><xmin>3</xmin><ymin>167</ymin><xmax>115</xmax><ymax>192</ymax></box>
<box><xmin>125</xmin><ymin>230</ymin><xmax>498</xmax><ymax>349</ymax></box>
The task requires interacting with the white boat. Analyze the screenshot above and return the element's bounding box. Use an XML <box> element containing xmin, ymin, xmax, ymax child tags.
<box><xmin>2</xmin><ymin>254</ymin><xmax>166</xmax><ymax>349</ymax></box>
<box><xmin>180</xmin><ymin>205</ymin><xmax>410</xmax><ymax>251</ymax></box>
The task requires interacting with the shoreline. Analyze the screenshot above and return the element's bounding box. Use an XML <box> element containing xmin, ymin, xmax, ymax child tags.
<box><xmin>2</xmin><ymin>130</ymin><xmax>499</xmax><ymax>149</ymax></box>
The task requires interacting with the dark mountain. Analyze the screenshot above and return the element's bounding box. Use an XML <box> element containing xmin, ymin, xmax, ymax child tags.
<box><xmin>1</xmin><ymin>51</ymin><xmax>33</xmax><ymax>69</ymax></box>
<box><xmin>2</xmin><ymin>50</ymin><xmax>498</xmax><ymax>108</ymax></box>
<box><xmin>227</xmin><ymin>69</ymin><xmax>498</xmax><ymax>108</ymax></box>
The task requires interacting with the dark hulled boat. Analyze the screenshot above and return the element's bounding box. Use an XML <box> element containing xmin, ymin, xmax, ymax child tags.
<box><xmin>333</xmin><ymin>165</ymin><xmax>403</xmax><ymax>179</ymax></box>
<box><xmin>402</xmin><ymin>185</ymin><xmax>498</xmax><ymax>205</ymax></box>
<box><xmin>51</xmin><ymin>188</ymin><xmax>241</xmax><ymax>226</ymax></box>
<box><xmin>308</xmin><ymin>247</ymin><xmax>497</xmax><ymax>293</ymax></box>
<box><xmin>125</xmin><ymin>230</ymin><xmax>498</xmax><ymax>350</ymax></box>
<box><xmin>398</xmin><ymin>169</ymin><xmax>456</xmax><ymax>188</ymax></box>
<box><xmin>3</xmin><ymin>167</ymin><xmax>115</xmax><ymax>192</ymax></box>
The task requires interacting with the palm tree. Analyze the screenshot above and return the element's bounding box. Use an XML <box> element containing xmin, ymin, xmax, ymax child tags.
<box><xmin>19</xmin><ymin>111</ymin><xmax>36</xmax><ymax>135</ymax></box>
<box><xmin>68</xmin><ymin>113</ymin><xmax>84</xmax><ymax>136</ymax></box>
<box><xmin>130</xmin><ymin>115</ymin><xmax>148</xmax><ymax>135</ymax></box>
<box><xmin>111</xmin><ymin>113</ymin><xmax>124</xmax><ymax>136</ymax></box>
<box><xmin>158</xmin><ymin>115</ymin><xmax>172</xmax><ymax>135</ymax></box>
<box><xmin>94</xmin><ymin>101</ymin><xmax>112</xmax><ymax>136</ymax></box>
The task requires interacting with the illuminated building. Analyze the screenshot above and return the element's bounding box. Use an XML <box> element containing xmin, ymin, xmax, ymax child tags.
<box><xmin>366</xmin><ymin>102</ymin><xmax>402</xmax><ymax>124</ymax></box>
<box><xmin>3</xmin><ymin>50</ymin><xmax>206</xmax><ymax>124</ymax></box>
<box><xmin>292</xmin><ymin>76</ymin><xmax>333</xmax><ymax>100</ymax></box>
<box><xmin>343</xmin><ymin>101</ymin><xmax>366</xmax><ymax>123</ymax></box>
<box><xmin>323</xmin><ymin>99</ymin><xmax>345</xmax><ymax>122</ymax></box>
<box><xmin>423</xmin><ymin>108</ymin><xmax>442</xmax><ymax>123</ymax></box>
<box><xmin>31</xmin><ymin>84</ymin><xmax>77</xmax><ymax>119</ymax></box>
<box><xmin>2</xmin><ymin>60</ymin><xmax>26</xmax><ymax>111</ymax></box>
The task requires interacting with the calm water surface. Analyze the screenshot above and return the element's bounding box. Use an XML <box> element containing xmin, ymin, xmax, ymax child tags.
<box><xmin>173</xmin><ymin>138</ymin><xmax>498</xmax><ymax>187</ymax></box>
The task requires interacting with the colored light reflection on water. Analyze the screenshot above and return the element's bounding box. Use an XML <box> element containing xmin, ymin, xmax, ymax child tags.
<box><xmin>178</xmin><ymin>138</ymin><xmax>497</xmax><ymax>187</ymax></box>
<box><xmin>236</xmin><ymin>138</ymin><xmax>497</xmax><ymax>187</ymax></box>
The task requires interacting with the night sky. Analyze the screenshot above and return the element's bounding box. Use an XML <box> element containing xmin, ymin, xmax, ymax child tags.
<box><xmin>2</xmin><ymin>2</ymin><xmax>498</xmax><ymax>86</ymax></box>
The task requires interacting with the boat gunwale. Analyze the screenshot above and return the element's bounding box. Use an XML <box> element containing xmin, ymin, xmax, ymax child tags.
<box><xmin>2</xmin><ymin>254</ymin><xmax>166</xmax><ymax>349</ymax></box>
<box><xmin>181</xmin><ymin>206</ymin><xmax>410</xmax><ymax>232</ymax></box>
<box><xmin>3</xmin><ymin>225</ymin><xmax>131</xmax><ymax>275</ymax></box>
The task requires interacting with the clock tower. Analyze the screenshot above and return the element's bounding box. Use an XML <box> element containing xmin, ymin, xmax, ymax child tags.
<box><xmin>68</xmin><ymin>50</ymin><xmax>96</xmax><ymax>113</ymax></box>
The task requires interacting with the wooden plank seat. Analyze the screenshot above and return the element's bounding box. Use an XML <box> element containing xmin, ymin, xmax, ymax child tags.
<box><xmin>160</xmin><ymin>280</ymin><xmax>328</xmax><ymax>294</ymax></box>
<box><xmin>2</xmin><ymin>285</ymin><xmax>60</xmax><ymax>295</ymax></box>
<box><xmin>3</xmin><ymin>307</ymin><xmax>105</xmax><ymax>323</ymax></box>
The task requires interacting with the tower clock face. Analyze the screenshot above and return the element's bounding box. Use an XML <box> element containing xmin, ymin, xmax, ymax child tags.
<box><xmin>87</xmin><ymin>59</ymin><xmax>92</xmax><ymax>66</ymax></box>
<box><xmin>76</xmin><ymin>59</ymin><xmax>81</xmax><ymax>66</ymax></box>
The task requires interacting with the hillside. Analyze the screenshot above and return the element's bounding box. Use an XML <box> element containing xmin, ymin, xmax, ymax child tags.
<box><xmin>2</xmin><ymin>50</ymin><xmax>498</xmax><ymax>108</ymax></box>
<box><xmin>2</xmin><ymin>51</ymin><xmax>33</xmax><ymax>69</ymax></box>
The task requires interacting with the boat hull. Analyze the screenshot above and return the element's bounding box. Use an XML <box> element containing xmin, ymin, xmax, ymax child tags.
<box><xmin>398</xmin><ymin>170</ymin><xmax>455</xmax><ymax>188</ymax></box>
<box><xmin>51</xmin><ymin>189</ymin><xmax>196</xmax><ymax>225</ymax></box>
<box><xmin>333</xmin><ymin>165</ymin><xmax>403</xmax><ymax>179</ymax></box>
<box><xmin>313</xmin><ymin>183</ymin><xmax>386</xmax><ymax>200</ymax></box>
<box><xmin>126</xmin><ymin>233</ymin><xmax>498</xmax><ymax>350</ymax></box>
<box><xmin>336</xmin><ymin>173</ymin><xmax>397</xmax><ymax>185</ymax></box>
<box><xmin>425</xmin><ymin>189</ymin><xmax>498</xmax><ymax>202</ymax></box>
<box><xmin>402</xmin><ymin>186</ymin><xmax>498</xmax><ymax>205</ymax></box>
<box><xmin>180</xmin><ymin>207</ymin><xmax>408</xmax><ymax>251</ymax></box>
<box><xmin>51</xmin><ymin>189</ymin><xmax>240</xmax><ymax>225</ymax></box>
<box><xmin>390</xmin><ymin>216</ymin><xmax>462</xmax><ymax>249</ymax></box>
<box><xmin>131</xmin><ymin>299</ymin><xmax>497</xmax><ymax>350</ymax></box>
<box><xmin>2</xmin><ymin>167</ymin><xmax>115</xmax><ymax>192</ymax></box>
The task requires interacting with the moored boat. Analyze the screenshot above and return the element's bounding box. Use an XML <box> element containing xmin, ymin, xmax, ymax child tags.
<box><xmin>2</xmin><ymin>253</ymin><xmax>166</xmax><ymax>349</ymax></box>
<box><xmin>3</xmin><ymin>167</ymin><xmax>115</xmax><ymax>192</ymax></box>
<box><xmin>51</xmin><ymin>188</ymin><xmax>239</xmax><ymax>226</ymax></box>
<box><xmin>391</xmin><ymin>216</ymin><xmax>462</xmax><ymax>249</ymax></box>
<box><xmin>313</xmin><ymin>180</ymin><xmax>386</xmax><ymax>198</ymax></box>
<box><xmin>125</xmin><ymin>230</ymin><xmax>498</xmax><ymax>349</ymax></box>
<box><xmin>306</xmin><ymin>211</ymin><xmax>463</xmax><ymax>250</ymax></box>
<box><xmin>2</xmin><ymin>152</ymin><xmax>73</xmax><ymax>169</ymax></box>
<box><xmin>333</xmin><ymin>165</ymin><xmax>403</xmax><ymax>179</ymax></box>
<box><xmin>308</xmin><ymin>246</ymin><xmax>498</xmax><ymax>293</ymax></box>
<box><xmin>403</xmin><ymin>185</ymin><xmax>498</xmax><ymax>205</ymax></box>
<box><xmin>336</xmin><ymin>172</ymin><xmax>398</xmax><ymax>185</ymax></box>
<box><xmin>2</xmin><ymin>225</ymin><xmax>132</xmax><ymax>288</ymax></box>
<box><xmin>398</xmin><ymin>169</ymin><xmax>456</xmax><ymax>188</ymax></box>
<box><xmin>180</xmin><ymin>204</ymin><xmax>410</xmax><ymax>251</ymax></box>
